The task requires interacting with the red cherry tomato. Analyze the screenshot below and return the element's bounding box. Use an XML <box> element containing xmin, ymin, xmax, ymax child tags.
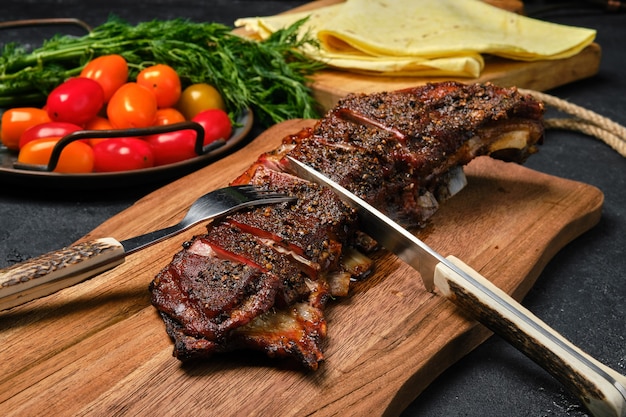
<box><xmin>17</xmin><ymin>137</ymin><xmax>94</xmax><ymax>173</ymax></box>
<box><xmin>136</xmin><ymin>64</ymin><xmax>181</xmax><ymax>109</ymax></box>
<box><xmin>92</xmin><ymin>137</ymin><xmax>154</xmax><ymax>172</ymax></box>
<box><xmin>145</xmin><ymin>129</ymin><xmax>197</xmax><ymax>166</ymax></box>
<box><xmin>46</xmin><ymin>77</ymin><xmax>105</xmax><ymax>125</ymax></box>
<box><xmin>1</xmin><ymin>107</ymin><xmax>50</xmax><ymax>150</ymax></box>
<box><xmin>191</xmin><ymin>109</ymin><xmax>232</xmax><ymax>145</ymax></box>
<box><xmin>107</xmin><ymin>83</ymin><xmax>158</xmax><ymax>129</ymax></box>
<box><xmin>80</xmin><ymin>54</ymin><xmax>128</xmax><ymax>102</ymax></box>
<box><xmin>153</xmin><ymin>108</ymin><xmax>186</xmax><ymax>126</ymax></box>
<box><xmin>19</xmin><ymin>121</ymin><xmax>83</xmax><ymax>149</ymax></box>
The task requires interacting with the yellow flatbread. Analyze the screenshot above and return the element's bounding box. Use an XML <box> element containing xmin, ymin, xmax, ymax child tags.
<box><xmin>236</xmin><ymin>4</ymin><xmax>485</xmax><ymax>77</ymax></box>
<box><xmin>235</xmin><ymin>0</ymin><xmax>596</xmax><ymax>78</ymax></box>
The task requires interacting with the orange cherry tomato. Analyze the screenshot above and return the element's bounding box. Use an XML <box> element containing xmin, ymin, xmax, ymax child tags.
<box><xmin>1</xmin><ymin>107</ymin><xmax>51</xmax><ymax>150</ymax></box>
<box><xmin>84</xmin><ymin>116</ymin><xmax>115</xmax><ymax>146</ymax></box>
<box><xmin>153</xmin><ymin>108</ymin><xmax>186</xmax><ymax>126</ymax></box>
<box><xmin>17</xmin><ymin>137</ymin><xmax>94</xmax><ymax>173</ymax></box>
<box><xmin>176</xmin><ymin>83</ymin><xmax>226</xmax><ymax>120</ymax></box>
<box><xmin>136</xmin><ymin>64</ymin><xmax>181</xmax><ymax>108</ymax></box>
<box><xmin>80</xmin><ymin>54</ymin><xmax>129</xmax><ymax>102</ymax></box>
<box><xmin>85</xmin><ymin>116</ymin><xmax>113</xmax><ymax>130</ymax></box>
<box><xmin>107</xmin><ymin>82</ymin><xmax>158</xmax><ymax>129</ymax></box>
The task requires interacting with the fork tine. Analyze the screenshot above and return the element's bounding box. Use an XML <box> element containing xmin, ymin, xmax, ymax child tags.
<box><xmin>250</xmin><ymin>190</ymin><xmax>294</xmax><ymax>198</ymax></box>
<box><xmin>231</xmin><ymin>184</ymin><xmax>257</xmax><ymax>190</ymax></box>
<box><xmin>231</xmin><ymin>184</ymin><xmax>293</xmax><ymax>198</ymax></box>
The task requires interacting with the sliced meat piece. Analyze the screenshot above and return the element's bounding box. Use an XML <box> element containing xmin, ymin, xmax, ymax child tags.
<box><xmin>201</xmin><ymin>221</ymin><xmax>310</xmax><ymax>307</ymax></box>
<box><xmin>229</xmin><ymin>164</ymin><xmax>357</xmax><ymax>273</ymax></box>
<box><xmin>150</xmin><ymin>237</ymin><xmax>281</xmax><ymax>342</ymax></box>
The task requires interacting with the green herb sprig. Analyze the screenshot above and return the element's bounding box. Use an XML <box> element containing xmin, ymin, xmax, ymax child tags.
<box><xmin>0</xmin><ymin>16</ymin><xmax>326</xmax><ymax>126</ymax></box>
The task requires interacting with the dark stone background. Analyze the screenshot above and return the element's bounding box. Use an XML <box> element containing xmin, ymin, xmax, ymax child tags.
<box><xmin>0</xmin><ymin>2</ymin><xmax>624</xmax><ymax>416</ymax></box>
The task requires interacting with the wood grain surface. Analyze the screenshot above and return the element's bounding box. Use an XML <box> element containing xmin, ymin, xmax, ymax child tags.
<box><xmin>0</xmin><ymin>120</ymin><xmax>603</xmax><ymax>416</ymax></box>
<box><xmin>246</xmin><ymin>0</ymin><xmax>602</xmax><ymax>111</ymax></box>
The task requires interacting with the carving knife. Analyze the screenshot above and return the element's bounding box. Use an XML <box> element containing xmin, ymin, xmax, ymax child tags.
<box><xmin>285</xmin><ymin>155</ymin><xmax>626</xmax><ymax>417</ymax></box>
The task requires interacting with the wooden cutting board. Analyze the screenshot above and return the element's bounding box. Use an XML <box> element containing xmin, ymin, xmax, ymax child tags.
<box><xmin>0</xmin><ymin>120</ymin><xmax>603</xmax><ymax>417</ymax></box>
<box><xmin>248</xmin><ymin>0</ymin><xmax>602</xmax><ymax>111</ymax></box>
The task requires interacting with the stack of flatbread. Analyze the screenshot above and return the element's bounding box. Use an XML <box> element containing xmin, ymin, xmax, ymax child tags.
<box><xmin>235</xmin><ymin>0</ymin><xmax>596</xmax><ymax>77</ymax></box>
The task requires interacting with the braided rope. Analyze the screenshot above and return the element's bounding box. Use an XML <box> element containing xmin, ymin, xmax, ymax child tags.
<box><xmin>519</xmin><ymin>88</ymin><xmax>626</xmax><ymax>158</ymax></box>
<box><xmin>544</xmin><ymin>118</ymin><xmax>626</xmax><ymax>157</ymax></box>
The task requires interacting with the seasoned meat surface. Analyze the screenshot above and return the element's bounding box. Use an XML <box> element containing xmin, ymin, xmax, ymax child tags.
<box><xmin>150</xmin><ymin>82</ymin><xmax>544</xmax><ymax>369</ymax></box>
<box><xmin>291</xmin><ymin>81</ymin><xmax>544</xmax><ymax>227</ymax></box>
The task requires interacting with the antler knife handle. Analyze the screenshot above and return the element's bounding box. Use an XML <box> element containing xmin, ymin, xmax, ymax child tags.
<box><xmin>434</xmin><ymin>255</ymin><xmax>626</xmax><ymax>417</ymax></box>
<box><xmin>0</xmin><ymin>238</ymin><xmax>125</xmax><ymax>311</ymax></box>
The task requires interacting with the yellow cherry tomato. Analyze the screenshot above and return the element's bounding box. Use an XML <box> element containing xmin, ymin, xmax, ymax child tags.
<box><xmin>176</xmin><ymin>83</ymin><xmax>226</xmax><ymax>120</ymax></box>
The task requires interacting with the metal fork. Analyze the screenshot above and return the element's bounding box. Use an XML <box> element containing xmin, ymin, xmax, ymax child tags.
<box><xmin>122</xmin><ymin>185</ymin><xmax>296</xmax><ymax>255</ymax></box>
<box><xmin>0</xmin><ymin>185</ymin><xmax>296</xmax><ymax>310</ymax></box>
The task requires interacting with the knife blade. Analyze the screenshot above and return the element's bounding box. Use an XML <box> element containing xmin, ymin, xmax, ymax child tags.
<box><xmin>285</xmin><ymin>155</ymin><xmax>626</xmax><ymax>417</ymax></box>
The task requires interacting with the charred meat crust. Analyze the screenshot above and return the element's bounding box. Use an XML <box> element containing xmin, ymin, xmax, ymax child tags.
<box><xmin>201</xmin><ymin>222</ymin><xmax>311</xmax><ymax>308</ymax></box>
<box><xmin>150</xmin><ymin>82</ymin><xmax>545</xmax><ymax>370</ymax></box>
<box><xmin>290</xmin><ymin>82</ymin><xmax>544</xmax><ymax>228</ymax></box>
<box><xmin>150</xmin><ymin>247</ymin><xmax>281</xmax><ymax>341</ymax></box>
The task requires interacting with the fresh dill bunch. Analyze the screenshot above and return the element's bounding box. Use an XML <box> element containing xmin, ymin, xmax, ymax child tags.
<box><xmin>0</xmin><ymin>16</ymin><xmax>326</xmax><ymax>125</ymax></box>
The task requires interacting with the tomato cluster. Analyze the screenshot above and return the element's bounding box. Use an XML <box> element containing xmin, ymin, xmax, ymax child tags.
<box><xmin>0</xmin><ymin>54</ymin><xmax>232</xmax><ymax>173</ymax></box>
